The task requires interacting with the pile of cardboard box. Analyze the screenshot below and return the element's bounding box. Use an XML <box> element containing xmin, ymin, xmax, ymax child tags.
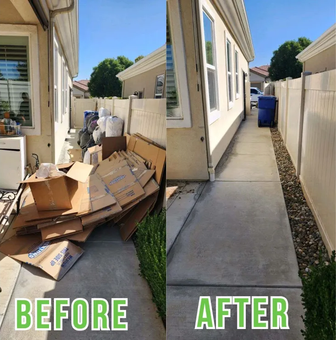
<box><xmin>0</xmin><ymin>134</ymin><xmax>165</xmax><ymax>280</ymax></box>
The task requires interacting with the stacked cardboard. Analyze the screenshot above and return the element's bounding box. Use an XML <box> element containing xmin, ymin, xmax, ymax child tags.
<box><xmin>0</xmin><ymin>134</ymin><xmax>165</xmax><ymax>280</ymax></box>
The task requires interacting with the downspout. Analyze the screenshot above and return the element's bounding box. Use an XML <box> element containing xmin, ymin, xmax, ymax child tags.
<box><xmin>193</xmin><ymin>0</ymin><xmax>215</xmax><ymax>181</ymax></box>
<box><xmin>47</xmin><ymin>0</ymin><xmax>75</xmax><ymax>162</ymax></box>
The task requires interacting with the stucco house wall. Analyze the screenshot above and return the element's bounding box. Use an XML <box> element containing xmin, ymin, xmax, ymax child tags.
<box><xmin>1</xmin><ymin>0</ymin><xmax>78</xmax><ymax>166</ymax></box>
<box><xmin>122</xmin><ymin>64</ymin><xmax>166</xmax><ymax>99</ymax></box>
<box><xmin>0</xmin><ymin>0</ymin><xmax>52</xmax><ymax>167</ymax></box>
<box><xmin>167</xmin><ymin>0</ymin><xmax>253</xmax><ymax>180</ymax></box>
<box><xmin>303</xmin><ymin>45</ymin><xmax>336</xmax><ymax>73</ymax></box>
<box><xmin>167</xmin><ymin>0</ymin><xmax>209</xmax><ymax>180</ymax></box>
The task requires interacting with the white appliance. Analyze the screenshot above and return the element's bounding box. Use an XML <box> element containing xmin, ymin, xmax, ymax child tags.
<box><xmin>0</xmin><ymin>136</ymin><xmax>26</xmax><ymax>190</ymax></box>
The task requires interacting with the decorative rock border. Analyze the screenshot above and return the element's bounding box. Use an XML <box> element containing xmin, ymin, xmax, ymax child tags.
<box><xmin>270</xmin><ymin>127</ymin><xmax>329</xmax><ymax>278</ymax></box>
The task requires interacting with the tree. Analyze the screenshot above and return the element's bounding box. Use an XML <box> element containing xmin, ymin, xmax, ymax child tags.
<box><xmin>269</xmin><ymin>37</ymin><xmax>312</xmax><ymax>81</ymax></box>
<box><xmin>88</xmin><ymin>56</ymin><xmax>133</xmax><ymax>97</ymax></box>
<box><xmin>135</xmin><ymin>55</ymin><xmax>144</xmax><ymax>63</ymax></box>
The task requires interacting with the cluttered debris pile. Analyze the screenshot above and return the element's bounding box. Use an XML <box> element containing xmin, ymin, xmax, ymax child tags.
<box><xmin>0</xmin><ymin>133</ymin><xmax>165</xmax><ymax>281</ymax></box>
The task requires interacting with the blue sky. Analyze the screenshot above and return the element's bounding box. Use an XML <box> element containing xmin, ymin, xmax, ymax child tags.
<box><xmin>76</xmin><ymin>0</ymin><xmax>335</xmax><ymax>79</ymax></box>
<box><xmin>245</xmin><ymin>0</ymin><xmax>336</xmax><ymax>67</ymax></box>
<box><xmin>76</xmin><ymin>0</ymin><xmax>165</xmax><ymax>80</ymax></box>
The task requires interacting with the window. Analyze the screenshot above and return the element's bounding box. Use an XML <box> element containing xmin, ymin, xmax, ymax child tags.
<box><xmin>203</xmin><ymin>11</ymin><xmax>218</xmax><ymax>113</ymax></box>
<box><xmin>235</xmin><ymin>50</ymin><xmax>239</xmax><ymax>98</ymax></box>
<box><xmin>155</xmin><ymin>74</ymin><xmax>165</xmax><ymax>98</ymax></box>
<box><xmin>166</xmin><ymin>8</ymin><xmax>180</xmax><ymax>117</ymax></box>
<box><xmin>0</xmin><ymin>25</ymin><xmax>40</xmax><ymax>135</ymax></box>
<box><xmin>251</xmin><ymin>88</ymin><xmax>258</xmax><ymax>94</ymax></box>
<box><xmin>0</xmin><ymin>36</ymin><xmax>32</xmax><ymax>126</ymax></box>
<box><xmin>226</xmin><ymin>39</ymin><xmax>233</xmax><ymax>108</ymax></box>
<box><xmin>166</xmin><ymin>0</ymin><xmax>191</xmax><ymax>128</ymax></box>
<box><xmin>61</xmin><ymin>60</ymin><xmax>68</xmax><ymax>119</ymax></box>
<box><xmin>54</xmin><ymin>42</ymin><xmax>59</xmax><ymax>123</ymax></box>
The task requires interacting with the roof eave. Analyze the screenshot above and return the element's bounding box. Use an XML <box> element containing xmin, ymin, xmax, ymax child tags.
<box><xmin>215</xmin><ymin>0</ymin><xmax>255</xmax><ymax>62</ymax></box>
<box><xmin>116</xmin><ymin>45</ymin><xmax>166</xmax><ymax>81</ymax></box>
<box><xmin>296</xmin><ymin>23</ymin><xmax>336</xmax><ymax>62</ymax></box>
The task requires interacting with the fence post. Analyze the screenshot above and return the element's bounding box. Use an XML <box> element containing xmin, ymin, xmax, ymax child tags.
<box><xmin>126</xmin><ymin>95</ymin><xmax>137</xmax><ymax>134</ymax></box>
<box><xmin>111</xmin><ymin>96</ymin><xmax>118</xmax><ymax>116</ymax></box>
<box><xmin>283</xmin><ymin>77</ymin><xmax>292</xmax><ymax>143</ymax></box>
<box><xmin>296</xmin><ymin>71</ymin><xmax>312</xmax><ymax>177</ymax></box>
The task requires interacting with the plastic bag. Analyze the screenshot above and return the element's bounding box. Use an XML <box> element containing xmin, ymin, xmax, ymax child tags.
<box><xmin>87</xmin><ymin>119</ymin><xmax>98</xmax><ymax>134</ymax></box>
<box><xmin>105</xmin><ymin>116</ymin><xmax>124</xmax><ymax>137</ymax></box>
<box><xmin>99</xmin><ymin>107</ymin><xmax>110</xmax><ymax>118</ymax></box>
<box><xmin>93</xmin><ymin>126</ymin><xmax>104</xmax><ymax>144</ymax></box>
<box><xmin>83</xmin><ymin>150</ymin><xmax>90</xmax><ymax>164</ymax></box>
<box><xmin>36</xmin><ymin>163</ymin><xmax>65</xmax><ymax>178</ymax></box>
<box><xmin>97</xmin><ymin>116</ymin><xmax>108</xmax><ymax>133</ymax></box>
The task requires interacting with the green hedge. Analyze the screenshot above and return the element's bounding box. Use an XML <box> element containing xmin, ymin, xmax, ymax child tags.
<box><xmin>301</xmin><ymin>251</ymin><xmax>335</xmax><ymax>339</ymax></box>
<box><xmin>134</xmin><ymin>211</ymin><xmax>166</xmax><ymax>321</ymax></box>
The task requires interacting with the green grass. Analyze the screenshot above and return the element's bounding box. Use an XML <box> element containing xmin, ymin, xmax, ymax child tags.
<box><xmin>301</xmin><ymin>251</ymin><xmax>336</xmax><ymax>339</ymax></box>
<box><xmin>134</xmin><ymin>210</ymin><xmax>166</xmax><ymax>321</ymax></box>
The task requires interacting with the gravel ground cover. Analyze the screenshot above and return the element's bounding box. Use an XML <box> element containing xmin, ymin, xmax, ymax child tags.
<box><xmin>270</xmin><ymin>127</ymin><xmax>329</xmax><ymax>278</ymax></box>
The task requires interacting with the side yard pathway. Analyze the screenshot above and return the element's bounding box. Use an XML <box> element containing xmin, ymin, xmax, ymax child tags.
<box><xmin>0</xmin><ymin>224</ymin><xmax>165</xmax><ymax>340</ymax></box>
<box><xmin>167</xmin><ymin>111</ymin><xmax>304</xmax><ymax>339</ymax></box>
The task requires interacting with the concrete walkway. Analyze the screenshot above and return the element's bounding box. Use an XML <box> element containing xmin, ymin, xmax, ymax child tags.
<box><xmin>0</xmin><ymin>224</ymin><xmax>165</xmax><ymax>339</ymax></box>
<box><xmin>167</xmin><ymin>111</ymin><xmax>304</xmax><ymax>339</ymax></box>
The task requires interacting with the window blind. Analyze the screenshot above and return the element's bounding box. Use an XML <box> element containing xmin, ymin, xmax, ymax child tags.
<box><xmin>0</xmin><ymin>36</ymin><xmax>31</xmax><ymax>125</ymax></box>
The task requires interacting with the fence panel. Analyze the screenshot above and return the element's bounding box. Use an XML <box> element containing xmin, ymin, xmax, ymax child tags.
<box><xmin>300</xmin><ymin>70</ymin><xmax>335</xmax><ymax>252</ymax></box>
<box><xmin>130</xmin><ymin>99</ymin><xmax>166</xmax><ymax>147</ymax></box>
<box><xmin>72</xmin><ymin>98</ymin><xmax>97</xmax><ymax>128</ymax></box>
<box><xmin>285</xmin><ymin>78</ymin><xmax>302</xmax><ymax>168</ymax></box>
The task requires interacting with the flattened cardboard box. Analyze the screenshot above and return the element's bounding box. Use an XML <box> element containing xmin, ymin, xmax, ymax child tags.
<box><xmin>119</xmin><ymin>192</ymin><xmax>159</xmax><ymax>241</ymax></box>
<box><xmin>79</xmin><ymin>173</ymin><xmax>118</xmax><ymax>213</ymax></box>
<box><xmin>102</xmin><ymin>136</ymin><xmax>165</xmax><ymax>184</ymax></box>
<box><xmin>81</xmin><ymin>202</ymin><xmax>122</xmax><ymax>226</ymax></box>
<box><xmin>98</xmin><ymin>164</ymin><xmax>145</xmax><ymax>207</ymax></box>
<box><xmin>41</xmin><ymin>218</ymin><xmax>83</xmax><ymax>241</ymax></box>
<box><xmin>22</xmin><ymin>162</ymin><xmax>93</xmax><ymax>211</ymax></box>
<box><xmin>0</xmin><ymin>234</ymin><xmax>84</xmax><ymax>280</ymax></box>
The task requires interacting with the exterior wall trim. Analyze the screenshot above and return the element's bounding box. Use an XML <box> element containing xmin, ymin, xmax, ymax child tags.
<box><xmin>296</xmin><ymin>23</ymin><xmax>336</xmax><ymax>62</ymax></box>
<box><xmin>116</xmin><ymin>45</ymin><xmax>166</xmax><ymax>81</ymax></box>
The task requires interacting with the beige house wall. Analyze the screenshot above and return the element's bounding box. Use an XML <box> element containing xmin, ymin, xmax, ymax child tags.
<box><xmin>0</xmin><ymin>0</ymin><xmax>52</xmax><ymax>167</ymax></box>
<box><xmin>167</xmin><ymin>0</ymin><xmax>209</xmax><ymax>180</ymax></box>
<box><xmin>123</xmin><ymin>64</ymin><xmax>166</xmax><ymax>99</ymax></box>
<box><xmin>203</xmin><ymin>0</ymin><xmax>249</xmax><ymax>170</ymax></box>
<box><xmin>303</xmin><ymin>45</ymin><xmax>336</xmax><ymax>73</ymax></box>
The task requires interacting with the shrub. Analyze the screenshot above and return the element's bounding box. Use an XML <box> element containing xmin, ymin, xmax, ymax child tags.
<box><xmin>134</xmin><ymin>210</ymin><xmax>166</xmax><ymax>321</ymax></box>
<box><xmin>301</xmin><ymin>251</ymin><xmax>336</xmax><ymax>339</ymax></box>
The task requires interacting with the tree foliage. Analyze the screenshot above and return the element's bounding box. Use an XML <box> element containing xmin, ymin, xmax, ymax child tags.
<box><xmin>269</xmin><ymin>37</ymin><xmax>312</xmax><ymax>81</ymax></box>
<box><xmin>88</xmin><ymin>56</ymin><xmax>133</xmax><ymax>97</ymax></box>
<box><xmin>135</xmin><ymin>55</ymin><xmax>144</xmax><ymax>63</ymax></box>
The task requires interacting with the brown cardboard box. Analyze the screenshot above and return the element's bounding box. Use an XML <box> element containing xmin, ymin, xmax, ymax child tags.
<box><xmin>81</xmin><ymin>202</ymin><xmax>122</xmax><ymax>226</ymax></box>
<box><xmin>0</xmin><ymin>235</ymin><xmax>84</xmax><ymax>280</ymax></box>
<box><xmin>119</xmin><ymin>192</ymin><xmax>159</xmax><ymax>241</ymax></box>
<box><xmin>41</xmin><ymin>218</ymin><xmax>83</xmax><ymax>241</ymax></box>
<box><xmin>68</xmin><ymin>149</ymin><xmax>82</xmax><ymax>162</ymax></box>
<box><xmin>87</xmin><ymin>145</ymin><xmax>102</xmax><ymax>165</ymax></box>
<box><xmin>22</xmin><ymin>162</ymin><xmax>93</xmax><ymax>211</ymax></box>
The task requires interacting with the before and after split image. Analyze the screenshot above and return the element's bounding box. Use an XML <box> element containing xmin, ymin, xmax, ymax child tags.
<box><xmin>0</xmin><ymin>0</ymin><xmax>335</xmax><ymax>339</ymax></box>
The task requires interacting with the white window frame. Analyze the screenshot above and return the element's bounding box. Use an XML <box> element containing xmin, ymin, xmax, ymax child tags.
<box><xmin>199</xmin><ymin>2</ymin><xmax>220</xmax><ymax>125</ymax></box>
<box><xmin>154</xmin><ymin>73</ymin><xmax>165</xmax><ymax>99</ymax></box>
<box><xmin>166</xmin><ymin>0</ymin><xmax>192</xmax><ymax>129</ymax></box>
<box><xmin>54</xmin><ymin>40</ymin><xmax>59</xmax><ymax>124</ymax></box>
<box><xmin>235</xmin><ymin>49</ymin><xmax>239</xmax><ymax>99</ymax></box>
<box><xmin>226</xmin><ymin>37</ymin><xmax>233</xmax><ymax>110</ymax></box>
<box><xmin>0</xmin><ymin>24</ymin><xmax>41</xmax><ymax>135</ymax></box>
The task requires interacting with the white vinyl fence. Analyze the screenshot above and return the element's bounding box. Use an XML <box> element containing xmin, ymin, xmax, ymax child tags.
<box><xmin>274</xmin><ymin>70</ymin><xmax>335</xmax><ymax>254</ymax></box>
<box><xmin>71</xmin><ymin>96</ymin><xmax>166</xmax><ymax>148</ymax></box>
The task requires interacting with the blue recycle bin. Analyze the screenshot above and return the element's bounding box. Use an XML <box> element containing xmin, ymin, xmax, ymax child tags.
<box><xmin>258</xmin><ymin>96</ymin><xmax>276</xmax><ymax>127</ymax></box>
